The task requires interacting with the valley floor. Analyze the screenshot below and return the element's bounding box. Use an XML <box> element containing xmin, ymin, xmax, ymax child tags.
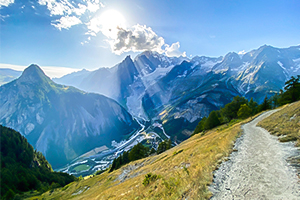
<box><xmin>210</xmin><ymin>110</ymin><xmax>300</xmax><ymax>199</ymax></box>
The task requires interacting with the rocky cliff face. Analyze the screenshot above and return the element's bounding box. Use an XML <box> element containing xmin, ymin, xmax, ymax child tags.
<box><xmin>232</xmin><ymin>45</ymin><xmax>300</xmax><ymax>101</ymax></box>
<box><xmin>0</xmin><ymin>64</ymin><xmax>140</xmax><ymax>168</ymax></box>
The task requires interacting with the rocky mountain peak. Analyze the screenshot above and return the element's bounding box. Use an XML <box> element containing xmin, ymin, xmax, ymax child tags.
<box><xmin>18</xmin><ymin>64</ymin><xmax>51</xmax><ymax>84</ymax></box>
<box><xmin>22</xmin><ymin>64</ymin><xmax>45</xmax><ymax>76</ymax></box>
<box><xmin>223</xmin><ymin>52</ymin><xmax>241</xmax><ymax>62</ymax></box>
<box><xmin>124</xmin><ymin>55</ymin><xmax>133</xmax><ymax>63</ymax></box>
<box><xmin>135</xmin><ymin>51</ymin><xmax>157</xmax><ymax>59</ymax></box>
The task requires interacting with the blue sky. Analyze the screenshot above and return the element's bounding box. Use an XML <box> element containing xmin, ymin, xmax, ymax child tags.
<box><xmin>0</xmin><ymin>0</ymin><xmax>299</xmax><ymax>76</ymax></box>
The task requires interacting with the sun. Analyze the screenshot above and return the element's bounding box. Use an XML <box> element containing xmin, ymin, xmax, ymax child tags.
<box><xmin>99</xmin><ymin>10</ymin><xmax>126</xmax><ymax>39</ymax></box>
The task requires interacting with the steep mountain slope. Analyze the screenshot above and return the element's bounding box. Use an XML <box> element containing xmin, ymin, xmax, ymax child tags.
<box><xmin>53</xmin><ymin>45</ymin><xmax>300</xmax><ymax>143</ymax></box>
<box><xmin>134</xmin><ymin>51</ymin><xmax>186</xmax><ymax>76</ymax></box>
<box><xmin>0</xmin><ymin>125</ymin><xmax>76</xmax><ymax>199</ymax></box>
<box><xmin>53</xmin><ymin>69</ymin><xmax>91</xmax><ymax>88</ymax></box>
<box><xmin>136</xmin><ymin>45</ymin><xmax>300</xmax><ymax>142</ymax></box>
<box><xmin>54</xmin><ymin>56</ymin><xmax>140</xmax><ymax>104</ymax></box>
<box><xmin>231</xmin><ymin>45</ymin><xmax>300</xmax><ymax>102</ymax></box>
<box><xmin>54</xmin><ymin>53</ymin><xmax>185</xmax><ymax>119</ymax></box>
<box><xmin>0</xmin><ymin>64</ymin><xmax>140</xmax><ymax>168</ymax></box>
<box><xmin>142</xmin><ymin>61</ymin><xmax>239</xmax><ymax>142</ymax></box>
<box><xmin>0</xmin><ymin>68</ymin><xmax>22</xmax><ymax>85</ymax></box>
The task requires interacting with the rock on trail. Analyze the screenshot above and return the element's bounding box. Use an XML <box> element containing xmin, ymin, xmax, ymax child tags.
<box><xmin>210</xmin><ymin>110</ymin><xmax>300</xmax><ymax>200</ymax></box>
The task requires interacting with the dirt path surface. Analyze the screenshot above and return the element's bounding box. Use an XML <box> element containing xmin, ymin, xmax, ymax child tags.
<box><xmin>210</xmin><ymin>110</ymin><xmax>300</xmax><ymax>200</ymax></box>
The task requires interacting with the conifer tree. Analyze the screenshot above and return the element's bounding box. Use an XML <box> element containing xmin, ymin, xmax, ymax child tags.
<box><xmin>258</xmin><ymin>95</ymin><xmax>271</xmax><ymax>112</ymax></box>
<box><xmin>237</xmin><ymin>104</ymin><xmax>252</xmax><ymax>119</ymax></box>
<box><xmin>204</xmin><ymin>111</ymin><xmax>221</xmax><ymax>130</ymax></box>
<box><xmin>193</xmin><ymin>117</ymin><xmax>207</xmax><ymax>134</ymax></box>
<box><xmin>248</xmin><ymin>97</ymin><xmax>258</xmax><ymax>115</ymax></box>
<box><xmin>279</xmin><ymin>75</ymin><xmax>300</xmax><ymax>104</ymax></box>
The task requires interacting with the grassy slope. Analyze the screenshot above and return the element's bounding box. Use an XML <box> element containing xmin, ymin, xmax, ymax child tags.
<box><xmin>28</xmin><ymin>120</ymin><xmax>252</xmax><ymax>200</ymax></box>
<box><xmin>26</xmin><ymin>102</ymin><xmax>300</xmax><ymax>200</ymax></box>
<box><xmin>258</xmin><ymin>100</ymin><xmax>300</xmax><ymax>146</ymax></box>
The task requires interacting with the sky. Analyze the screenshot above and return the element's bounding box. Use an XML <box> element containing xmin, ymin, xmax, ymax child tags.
<box><xmin>0</xmin><ymin>0</ymin><xmax>299</xmax><ymax>77</ymax></box>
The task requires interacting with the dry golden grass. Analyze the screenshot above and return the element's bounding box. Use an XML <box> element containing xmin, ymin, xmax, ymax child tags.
<box><xmin>258</xmin><ymin>101</ymin><xmax>300</xmax><ymax>146</ymax></box>
<box><xmin>28</xmin><ymin>117</ymin><xmax>261</xmax><ymax>200</ymax></box>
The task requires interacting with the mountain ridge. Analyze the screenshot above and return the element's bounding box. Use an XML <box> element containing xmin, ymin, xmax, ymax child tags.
<box><xmin>50</xmin><ymin>44</ymin><xmax>300</xmax><ymax>143</ymax></box>
<box><xmin>3</xmin><ymin>44</ymin><xmax>300</xmax><ymax>146</ymax></box>
<box><xmin>0</xmin><ymin>64</ymin><xmax>140</xmax><ymax>168</ymax></box>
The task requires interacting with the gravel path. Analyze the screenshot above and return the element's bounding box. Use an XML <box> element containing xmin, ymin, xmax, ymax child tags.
<box><xmin>210</xmin><ymin>110</ymin><xmax>300</xmax><ymax>200</ymax></box>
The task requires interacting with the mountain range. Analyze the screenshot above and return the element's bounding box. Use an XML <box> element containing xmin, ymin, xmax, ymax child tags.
<box><xmin>54</xmin><ymin>44</ymin><xmax>300</xmax><ymax>142</ymax></box>
<box><xmin>0</xmin><ymin>65</ymin><xmax>140</xmax><ymax>168</ymax></box>
<box><xmin>1</xmin><ymin>44</ymin><xmax>300</xmax><ymax>169</ymax></box>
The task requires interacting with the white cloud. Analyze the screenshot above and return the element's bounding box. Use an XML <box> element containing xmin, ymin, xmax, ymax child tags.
<box><xmin>0</xmin><ymin>63</ymin><xmax>81</xmax><ymax>78</ymax></box>
<box><xmin>38</xmin><ymin>0</ymin><xmax>102</xmax><ymax>30</ymax></box>
<box><xmin>105</xmin><ymin>24</ymin><xmax>165</xmax><ymax>55</ymax></box>
<box><xmin>86</xmin><ymin>17</ymin><xmax>186</xmax><ymax>56</ymax></box>
<box><xmin>73</xmin><ymin>4</ymin><xmax>87</xmax><ymax>16</ymax></box>
<box><xmin>41</xmin><ymin>66</ymin><xmax>81</xmax><ymax>78</ymax></box>
<box><xmin>38</xmin><ymin>0</ymin><xmax>72</xmax><ymax>16</ymax></box>
<box><xmin>86</xmin><ymin>16</ymin><xmax>102</xmax><ymax>35</ymax></box>
<box><xmin>0</xmin><ymin>0</ymin><xmax>14</xmax><ymax>7</ymax></box>
<box><xmin>38</xmin><ymin>0</ymin><xmax>101</xmax><ymax>16</ymax></box>
<box><xmin>0</xmin><ymin>14</ymin><xmax>9</xmax><ymax>21</ymax></box>
<box><xmin>86</xmin><ymin>1</ymin><xmax>100</xmax><ymax>13</ymax></box>
<box><xmin>85</xmin><ymin>11</ymin><xmax>185</xmax><ymax>56</ymax></box>
<box><xmin>165</xmin><ymin>42</ymin><xmax>186</xmax><ymax>57</ymax></box>
<box><xmin>52</xmin><ymin>15</ymin><xmax>82</xmax><ymax>30</ymax></box>
<box><xmin>37</xmin><ymin>0</ymin><xmax>186</xmax><ymax>56</ymax></box>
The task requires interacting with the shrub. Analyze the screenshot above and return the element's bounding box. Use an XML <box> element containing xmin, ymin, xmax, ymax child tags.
<box><xmin>173</xmin><ymin>149</ymin><xmax>183</xmax><ymax>156</ymax></box>
<box><xmin>157</xmin><ymin>139</ymin><xmax>172</xmax><ymax>154</ymax></box>
<box><xmin>95</xmin><ymin>169</ymin><xmax>106</xmax><ymax>175</ymax></box>
<box><xmin>142</xmin><ymin>173</ymin><xmax>161</xmax><ymax>186</ymax></box>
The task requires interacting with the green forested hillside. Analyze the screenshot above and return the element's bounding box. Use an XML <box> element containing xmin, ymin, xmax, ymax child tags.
<box><xmin>193</xmin><ymin>76</ymin><xmax>300</xmax><ymax>135</ymax></box>
<box><xmin>0</xmin><ymin>125</ymin><xmax>77</xmax><ymax>199</ymax></box>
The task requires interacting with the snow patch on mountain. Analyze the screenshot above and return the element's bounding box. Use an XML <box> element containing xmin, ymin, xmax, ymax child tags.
<box><xmin>126</xmin><ymin>89</ymin><xmax>148</xmax><ymax>120</ymax></box>
<box><xmin>293</xmin><ymin>58</ymin><xmax>300</xmax><ymax>63</ymax></box>
<box><xmin>36</xmin><ymin>112</ymin><xmax>44</xmax><ymax>124</ymax></box>
<box><xmin>201</xmin><ymin>60</ymin><xmax>221</xmax><ymax>72</ymax></box>
<box><xmin>277</xmin><ymin>61</ymin><xmax>289</xmax><ymax>79</ymax></box>
<box><xmin>141</xmin><ymin>65</ymin><xmax>174</xmax><ymax>86</ymax></box>
<box><xmin>177</xmin><ymin>70</ymin><xmax>188</xmax><ymax>78</ymax></box>
<box><xmin>25</xmin><ymin>123</ymin><xmax>35</xmax><ymax>135</ymax></box>
<box><xmin>232</xmin><ymin>62</ymin><xmax>250</xmax><ymax>72</ymax></box>
<box><xmin>191</xmin><ymin>61</ymin><xmax>199</xmax><ymax>69</ymax></box>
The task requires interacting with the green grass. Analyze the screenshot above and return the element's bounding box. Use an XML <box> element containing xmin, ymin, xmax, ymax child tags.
<box><xmin>29</xmin><ymin>116</ymin><xmax>248</xmax><ymax>200</ymax></box>
<box><xmin>258</xmin><ymin>100</ymin><xmax>300</xmax><ymax>146</ymax></box>
<box><xmin>27</xmin><ymin>102</ymin><xmax>300</xmax><ymax>200</ymax></box>
<box><xmin>72</xmin><ymin>164</ymin><xmax>90</xmax><ymax>172</ymax></box>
